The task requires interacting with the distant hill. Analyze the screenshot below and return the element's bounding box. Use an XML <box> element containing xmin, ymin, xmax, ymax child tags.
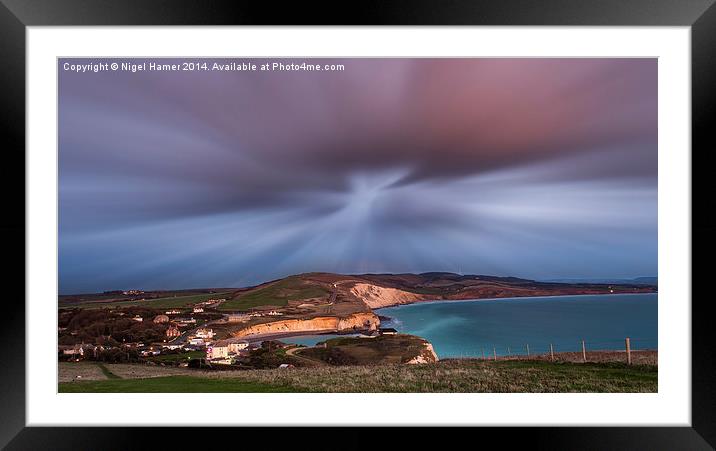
<box><xmin>59</xmin><ymin>271</ymin><xmax>657</xmax><ymax>313</ymax></box>
<box><xmin>348</xmin><ymin>272</ymin><xmax>655</xmax><ymax>306</ymax></box>
<box><xmin>541</xmin><ymin>277</ymin><xmax>657</xmax><ymax>286</ymax></box>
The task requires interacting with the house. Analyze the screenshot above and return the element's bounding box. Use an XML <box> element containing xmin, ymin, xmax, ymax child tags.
<box><xmin>199</xmin><ymin>298</ymin><xmax>226</xmax><ymax>308</ymax></box>
<box><xmin>166</xmin><ymin>325</ymin><xmax>181</xmax><ymax>338</ymax></box>
<box><xmin>195</xmin><ymin>328</ymin><xmax>215</xmax><ymax>339</ymax></box>
<box><xmin>206</xmin><ymin>341</ymin><xmax>230</xmax><ymax>360</ymax></box>
<box><xmin>165</xmin><ymin>310</ymin><xmax>182</xmax><ymax>315</ymax></box>
<box><xmin>60</xmin><ymin>344</ymin><xmax>102</xmax><ymax>358</ymax></box>
<box><xmin>379</xmin><ymin>328</ymin><xmax>398</xmax><ymax>335</ymax></box>
<box><xmin>226</xmin><ymin>313</ymin><xmax>249</xmax><ymax>323</ymax></box>
<box><xmin>153</xmin><ymin>314</ymin><xmax>170</xmax><ymax>324</ymax></box>
<box><xmin>193</xmin><ymin>307</ymin><xmax>204</xmax><ymax>313</ymax></box>
<box><xmin>266</xmin><ymin>310</ymin><xmax>283</xmax><ymax>316</ymax></box>
<box><xmin>131</xmin><ymin>315</ymin><xmax>143</xmax><ymax>322</ymax></box>
<box><xmin>188</xmin><ymin>338</ymin><xmax>206</xmax><ymax>346</ymax></box>
<box><xmin>278</xmin><ymin>363</ymin><xmax>294</xmax><ymax>369</ymax></box>
<box><xmin>228</xmin><ymin>340</ymin><xmax>249</xmax><ymax>354</ymax></box>
<box><xmin>59</xmin><ymin>345</ymin><xmax>81</xmax><ymax>356</ymax></box>
<box><xmin>162</xmin><ymin>343</ymin><xmax>182</xmax><ymax>350</ymax></box>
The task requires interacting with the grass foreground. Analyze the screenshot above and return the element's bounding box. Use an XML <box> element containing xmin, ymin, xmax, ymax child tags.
<box><xmin>59</xmin><ymin>375</ymin><xmax>295</xmax><ymax>393</ymax></box>
<box><xmin>59</xmin><ymin>359</ymin><xmax>657</xmax><ymax>393</ymax></box>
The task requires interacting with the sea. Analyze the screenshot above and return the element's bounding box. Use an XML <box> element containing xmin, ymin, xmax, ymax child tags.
<box><xmin>376</xmin><ymin>293</ymin><xmax>657</xmax><ymax>359</ymax></box>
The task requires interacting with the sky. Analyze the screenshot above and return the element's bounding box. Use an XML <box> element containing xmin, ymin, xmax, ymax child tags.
<box><xmin>59</xmin><ymin>58</ymin><xmax>657</xmax><ymax>294</ymax></box>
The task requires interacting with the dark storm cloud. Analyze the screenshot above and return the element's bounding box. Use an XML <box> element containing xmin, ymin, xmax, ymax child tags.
<box><xmin>59</xmin><ymin>58</ymin><xmax>656</xmax><ymax>220</ymax></box>
<box><xmin>58</xmin><ymin>58</ymin><xmax>657</xmax><ymax>293</ymax></box>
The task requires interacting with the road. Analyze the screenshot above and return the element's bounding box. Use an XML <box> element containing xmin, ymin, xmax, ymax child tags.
<box><xmin>167</xmin><ymin>321</ymin><xmax>209</xmax><ymax>346</ymax></box>
<box><xmin>285</xmin><ymin>346</ymin><xmax>326</xmax><ymax>367</ymax></box>
<box><xmin>323</xmin><ymin>283</ymin><xmax>340</xmax><ymax>314</ymax></box>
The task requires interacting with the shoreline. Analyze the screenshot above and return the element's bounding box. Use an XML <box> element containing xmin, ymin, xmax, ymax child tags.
<box><xmin>238</xmin><ymin>329</ymin><xmax>370</xmax><ymax>344</ymax></box>
<box><xmin>373</xmin><ymin>291</ymin><xmax>657</xmax><ymax>313</ymax></box>
<box><xmin>374</xmin><ymin>292</ymin><xmax>657</xmax><ymax>359</ymax></box>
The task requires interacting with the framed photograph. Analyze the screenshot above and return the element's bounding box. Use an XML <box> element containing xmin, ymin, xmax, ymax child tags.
<box><xmin>4</xmin><ymin>0</ymin><xmax>713</xmax><ymax>448</ymax></box>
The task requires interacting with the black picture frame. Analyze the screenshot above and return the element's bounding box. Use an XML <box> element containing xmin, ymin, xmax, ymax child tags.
<box><xmin>2</xmin><ymin>0</ymin><xmax>713</xmax><ymax>448</ymax></box>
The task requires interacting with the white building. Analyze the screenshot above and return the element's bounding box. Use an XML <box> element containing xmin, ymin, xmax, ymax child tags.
<box><xmin>228</xmin><ymin>340</ymin><xmax>249</xmax><ymax>354</ymax></box>
<box><xmin>212</xmin><ymin>357</ymin><xmax>234</xmax><ymax>365</ymax></box>
<box><xmin>206</xmin><ymin>342</ymin><xmax>230</xmax><ymax>360</ymax></box>
<box><xmin>195</xmin><ymin>328</ymin><xmax>215</xmax><ymax>339</ymax></box>
<box><xmin>226</xmin><ymin>313</ymin><xmax>249</xmax><ymax>323</ymax></box>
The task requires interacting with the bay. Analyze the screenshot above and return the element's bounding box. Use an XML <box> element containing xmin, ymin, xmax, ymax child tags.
<box><xmin>377</xmin><ymin>293</ymin><xmax>657</xmax><ymax>358</ymax></box>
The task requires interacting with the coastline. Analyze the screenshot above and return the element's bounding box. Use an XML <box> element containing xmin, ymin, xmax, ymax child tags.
<box><xmin>373</xmin><ymin>291</ymin><xmax>658</xmax><ymax>314</ymax></box>
<box><xmin>374</xmin><ymin>292</ymin><xmax>658</xmax><ymax>358</ymax></box>
<box><xmin>238</xmin><ymin>329</ymin><xmax>371</xmax><ymax>344</ymax></box>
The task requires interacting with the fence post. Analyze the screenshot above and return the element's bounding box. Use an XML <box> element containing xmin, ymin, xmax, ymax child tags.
<box><xmin>493</xmin><ymin>346</ymin><xmax>497</xmax><ymax>361</ymax></box>
<box><xmin>550</xmin><ymin>343</ymin><xmax>554</xmax><ymax>362</ymax></box>
<box><xmin>481</xmin><ymin>347</ymin><xmax>485</xmax><ymax>360</ymax></box>
<box><xmin>581</xmin><ymin>339</ymin><xmax>587</xmax><ymax>363</ymax></box>
<box><xmin>526</xmin><ymin>343</ymin><xmax>530</xmax><ymax>357</ymax></box>
<box><xmin>625</xmin><ymin>337</ymin><xmax>631</xmax><ymax>365</ymax></box>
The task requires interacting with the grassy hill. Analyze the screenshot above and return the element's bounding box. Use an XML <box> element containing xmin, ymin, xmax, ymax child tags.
<box><xmin>59</xmin><ymin>291</ymin><xmax>235</xmax><ymax>310</ymax></box>
<box><xmin>298</xmin><ymin>334</ymin><xmax>436</xmax><ymax>365</ymax></box>
<box><xmin>357</xmin><ymin>272</ymin><xmax>656</xmax><ymax>299</ymax></box>
<box><xmin>59</xmin><ymin>359</ymin><xmax>657</xmax><ymax>393</ymax></box>
<box><xmin>219</xmin><ymin>276</ymin><xmax>330</xmax><ymax>310</ymax></box>
<box><xmin>59</xmin><ymin>271</ymin><xmax>657</xmax><ymax>313</ymax></box>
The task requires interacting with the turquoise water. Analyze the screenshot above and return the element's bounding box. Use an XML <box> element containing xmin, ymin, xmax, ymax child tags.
<box><xmin>377</xmin><ymin>293</ymin><xmax>657</xmax><ymax>358</ymax></box>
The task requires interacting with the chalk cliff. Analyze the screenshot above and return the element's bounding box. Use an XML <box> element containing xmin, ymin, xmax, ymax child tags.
<box><xmin>405</xmin><ymin>342</ymin><xmax>439</xmax><ymax>364</ymax></box>
<box><xmin>231</xmin><ymin>312</ymin><xmax>379</xmax><ymax>338</ymax></box>
<box><xmin>350</xmin><ymin>283</ymin><xmax>425</xmax><ymax>309</ymax></box>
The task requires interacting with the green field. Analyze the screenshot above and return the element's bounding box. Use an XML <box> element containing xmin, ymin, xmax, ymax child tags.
<box><xmin>59</xmin><ymin>375</ymin><xmax>297</xmax><ymax>393</ymax></box>
<box><xmin>95</xmin><ymin>363</ymin><xmax>121</xmax><ymax>379</ymax></box>
<box><xmin>59</xmin><ymin>360</ymin><xmax>657</xmax><ymax>393</ymax></box>
<box><xmin>60</xmin><ymin>292</ymin><xmax>233</xmax><ymax>310</ymax></box>
<box><xmin>219</xmin><ymin>277</ymin><xmax>329</xmax><ymax>310</ymax></box>
<box><xmin>146</xmin><ymin>351</ymin><xmax>206</xmax><ymax>363</ymax></box>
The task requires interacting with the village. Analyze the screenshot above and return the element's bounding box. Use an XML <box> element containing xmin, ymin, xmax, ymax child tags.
<box><xmin>58</xmin><ymin>293</ymin><xmax>399</xmax><ymax>370</ymax></box>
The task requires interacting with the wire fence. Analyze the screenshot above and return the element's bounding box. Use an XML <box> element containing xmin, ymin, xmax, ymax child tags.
<box><xmin>449</xmin><ymin>337</ymin><xmax>657</xmax><ymax>365</ymax></box>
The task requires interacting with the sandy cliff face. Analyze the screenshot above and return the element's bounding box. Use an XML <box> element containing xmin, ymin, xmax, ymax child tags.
<box><xmin>351</xmin><ymin>283</ymin><xmax>425</xmax><ymax>309</ymax></box>
<box><xmin>406</xmin><ymin>342</ymin><xmax>439</xmax><ymax>364</ymax></box>
<box><xmin>231</xmin><ymin>312</ymin><xmax>379</xmax><ymax>338</ymax></box>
